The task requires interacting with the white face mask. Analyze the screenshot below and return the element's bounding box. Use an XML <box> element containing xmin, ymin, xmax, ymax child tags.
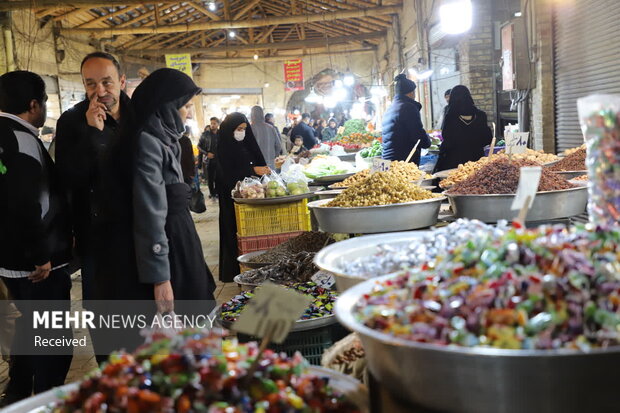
<box><xmin>234</xmin><ymin>130</ymin><xmax>246</xmax><ymax>141</ymax></box>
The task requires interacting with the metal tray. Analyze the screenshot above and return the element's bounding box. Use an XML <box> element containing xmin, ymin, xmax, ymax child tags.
<box><xmin>314</xmin><ymin>231</ymin><xmax>432</xmax><ymax>291</ymax></box>
<box><xmin>336</xmin><ymin>152</ymin><xmax>357</xmax><ymax>162</ymax></box>
<box><xmin>335</xmin><ymin>273</ymin><xmax>620</xmax><ymax>413</ymax></box>
<box><xmin>315</xmin><ymin>189</ymin><xmax>344</xmax><ymax>200</ymax></box>
<box><xmin>308</xmin><ymin>197</ymin><xmax>444</xmax><ymax>234</ymax></box>
<box><xmin>233</xmin><ymin>192</ymin><xmax>315</xmax><ymax>205</ymax></box>
<box><xmin>217</xmin><ymin>303</ymin><xmax>337</xmax><ymax>332</ymax></box>
<box><xmin>432</xmin><ymin>168</ymin><xmax>457</xmax><ymax>179</ymax></box>
<box><xmin>236</xmin><ymin>250</ymin><xmax>271</xmax><ymax>269</ymax></box>
<box><xmin>446</xmin><ymin>183</ymin><xmax>588</xmax><ymax>223</ymax></box>
<box><xmin>554</xmin><ymin>170</ymin><xmax>588</xmax><ymax>179</ymax></box>
<box><xmin>5</xmin><ymin>366</ymin><xmax>367</xmax><ymax>413</ymax></box>
<box><xmin>311</xmin><ymin>172</ymin><xmax>356</xmax><ymax>184</ymax></box>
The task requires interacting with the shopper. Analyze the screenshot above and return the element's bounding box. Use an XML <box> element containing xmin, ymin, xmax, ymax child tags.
<box><xmin>198</xmin><ymin>117</ymin><xmax>219</xmax><ymax>198</ymax></box>
<box><xmin>0</xmin><ymin>71</ymin><xmax>72</xmax><ymax>406</ymax></box>
<box><xmin>179</xmin><ymin>126</ymin><xmax>196</xmax><ymax>185</ymax></box>
<box><xmin>55</xmin><ymin>52</ymin><xmax>130</xmax><ymax>302</ymax></box>
<box><xmin>290</xmin><ymin>113</ymin><xmax>317</xmax><ymax>149</ymax></box>
<box><xmin>381</xmin><ymin>74</ymin><xmax>431</xmax><ymax>164</ymax></box>
<box><xmin>290</xmin><ymin>136</ymin><xmax>309</xmax><ymax>156</ymax></box>
<box><xmin>265</xmin><ymin>112</ymin><xmax>279</xmax><ymax>135</ymax></box>
<box><xmin>250</xmin><ymin>105</ymin><xmax>281</xmax><ymax>170</ymax></box>
<box><xmin>434</xmin><ymin>85</ymin><xmax>492</xmax><ymax>172</ymax></box>
<box><xmin>130</xmin><ymin>68</ymin><xmax>216</xmax><ymax>304</ymax></box>
<box><xmin>322</xmin><ymin>117</ymin><xmax>338</xmax><ymax>141</ymax></box>
<box><xmin>217</xmin><ymin>112</ymin><xmax>269</xmax><ymax>282</ymax></box>
<box><xmin>314</xmin><ymin>119</ymin><xmax>325</xmax><ymax>140</ymax></box>
<box><xmin>435</xmin><ymin>88</ymin><xmax>452</xmax><ymax>129</ymax></box>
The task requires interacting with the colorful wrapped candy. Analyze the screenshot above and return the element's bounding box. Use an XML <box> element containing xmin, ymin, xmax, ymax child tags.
<box><xmin>577</xmin><ymin>94</ymin><xmax>620</xmax><ymax>226</ymax></box>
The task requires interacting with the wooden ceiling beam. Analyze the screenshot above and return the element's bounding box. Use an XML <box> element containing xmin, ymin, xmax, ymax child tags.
<box><xmin>124</xmin><ymin>31</ymin><xmax>385</xmax><ymax>55</ymax></box>
<box><xmin>0</xmin><ymin>1</ymin><xmax>176</xmax><ymax>11</ymax></box>
<box><xmin>222</xmin><ymin>0</ymin><xmax>231</xmax><ymax>20</ymax></box>
<box><xmin>233</xmin><ymin>0</ymin><xmax>260</xmax><ymax>20</ymax></box>
<box><xmin>52</xmin><ymin>7</ymin><xmax>89</xmax><ymax>21</ymax></box>
<box><xmin>62</xmin><ymin>5</ymin><xmax>401</xmax><ymax>35</ymax></box>
<box><xmin>76</xmin><ymin>5</ymin><xmax>133</xmax><ymax>28</ymax></box>
<box><xmin>188</xmin><ymin>1</ymin><xmax>221</xmax><ymax>21</ymax></box>
<box><xmin>255</xmin><ymin>25</ymin><xmax>277</xmax><ymax>43</ymax></box>
<box><xmin>115</xmin><ymin>8</ymin><xmax>155</xmax><ymax>28</ymax></box>
<box><xmin>193</xmin><ymin>46</ymin><xmax>376</xmax><ymax>63</ymax></box>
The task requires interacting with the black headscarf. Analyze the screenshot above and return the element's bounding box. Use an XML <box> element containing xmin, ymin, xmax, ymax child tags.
<box><xmin>217</xmin><ymin>112</ymin><xmax>267</xmax><ymax>192</ymax></box>
<box><xmin>445</xmin><ymin>85</ymin><xmax>476</xmax><ymax>118</ymax></box>
<box><xmin>130</xmin><ymin>68</ymin><xmax>202</xmax><ymax>142</ymax></box>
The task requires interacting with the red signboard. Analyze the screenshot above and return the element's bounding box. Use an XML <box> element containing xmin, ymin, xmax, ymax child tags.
<box><xmin>284</xmin><ymin>59</ymin><xmax>304</xmax><ymax>91</ymax></box>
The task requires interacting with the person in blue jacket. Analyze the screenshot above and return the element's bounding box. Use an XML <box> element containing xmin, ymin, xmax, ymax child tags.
<box><xmin>381</xmin><ymin>74</ymin><xmax>431</xmax><ymax>164</ymax></box>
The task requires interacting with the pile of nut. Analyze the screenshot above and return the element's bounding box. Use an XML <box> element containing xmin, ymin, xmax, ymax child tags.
<box><xmin>573</xmin><ymin>174</ymin><xmax>588</xmax><ymax>181</ymax></box>
<box><xmin>547</xmin><ymin>146</ymin><xmax>586</xmax><ymax>172</ymax></box>
<box><xmin>388</xmin><ymin>161</ymin><xmax>432</xmax><ymax>181</ymax></box>
<box><xmin>326</xmin><ymin>170</ymin><xmax>439</xmax><ymax>207</ymax></box>
<box><xmin>332</xmin><ymin>169</ymin><xmax>371</xmax><ymax>188</ymax></box>
<box><xmin>440</xmin><ymin>150</ymin><xmax>559</xmax><ymax>188</ymax></box>
<box><xmin>563</xmin><ymin>143</ymin><xmax>586</xmax><ymax>157</ymax></box>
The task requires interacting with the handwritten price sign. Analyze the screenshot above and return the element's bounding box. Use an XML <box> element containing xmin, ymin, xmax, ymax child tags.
<box><xmin>311</xmin><ymin>271</ymin><xmax>335</xmax><ymax>289</ymax></box>
<box><xmin>371</xmin><ymin>158</ymin><xmax>391</xmax><ymax>173</ymax></box>
<box><xmin>232</xmin><ymin>282</ymin><xmax>312</xmax><ymax>343</ymax></box>
<box><xmin>505</xmin><ymin>132</ymin><xmax>530</xmax><ymax>155</ymax></box>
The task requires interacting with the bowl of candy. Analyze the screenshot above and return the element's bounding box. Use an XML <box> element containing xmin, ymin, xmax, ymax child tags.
<box><xmin>335</xmin><ymin>224</ymin><xmax>620</xmax><ymax>413</ymax></box>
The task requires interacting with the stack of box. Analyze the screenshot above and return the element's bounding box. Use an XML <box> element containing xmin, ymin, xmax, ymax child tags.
<box><xmin>235</xmin><ymin>199</ymin><xmax>312</xmax><ymax>255</ymax></box>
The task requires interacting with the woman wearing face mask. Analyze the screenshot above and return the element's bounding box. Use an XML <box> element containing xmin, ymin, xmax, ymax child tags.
<box><xmin>217</xmin><ymin>112</ymin><xmax>270</xmax><ymax>282</ymax></box>
<box><xmin>129</xmin><ymin>68</ymin><xmax>216</xmax><ymax>309</ymax></box>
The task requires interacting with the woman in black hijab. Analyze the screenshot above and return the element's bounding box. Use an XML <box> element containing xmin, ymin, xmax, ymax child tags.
<box><xmin>434</xmin><ymin>85</ymin><xmax>492</xmax><ymax>172</ymax></box>
<box><xmin>130</xmin><ymin>68</ymin><xmax>216</xmax><ymax>304</ymax></box>
<box><xmin>217</xmin><ymin>112</ymin><xmax>269</xmax><ymax>282</ymax></box>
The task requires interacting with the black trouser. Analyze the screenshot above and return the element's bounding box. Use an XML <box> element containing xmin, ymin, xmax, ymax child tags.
<box><xmin>206</xmin><ymin>159</ymin><xmax>217</xmax><ymax>196</ymax></box>
<box><xmin>1</xmin><ymin>268</ymin><xmax>73</xmax><ymax>399</ymax></box>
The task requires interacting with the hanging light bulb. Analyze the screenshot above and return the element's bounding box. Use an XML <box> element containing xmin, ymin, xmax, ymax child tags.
<box><xmin>334</xmin><ymin>79</ymin><xmax>343</xmax><ymax>88</ymax></box>
<box><xmin>324</xmin><ymin>95</ymin><xmax>338</xmax><ymax>109</ymax></box>
<box><xmin>229</xmin><ymin>30</ymin><xmax>236</xmax><ymax>38</ymax></box>
<box><xmin>304</xmin><ymin>89</ymin><xmax>320</xmax><ymax>103</ymax></box>
<box><xmin>264</xmin><ymin>82</ymin><xmax>270</xmax><ymax>88</ymax></box>
<box><xmin>253</xmin><ymin>54</ymin><xmax>259</xmax><ymax>60</ymax></box>
<box><xmin>343</xmin><ymin>75</ymin><xmax>355</xmax><ymax>87</ymax></box>
<box><xmin>334</xmin><ymin>87</ymin><xmax>348</xmax><ymax>101</ymax></box>
<box><xmin>208</xmin><ymin>2</ymin><xmax>217</xmax><ymax>11</ymax></box>
<box><xmin>440</xmin><ymin>0</ymin><xmax>472</xmax><ymax>34</ymax></box>
<box><xmin>408</xmin><ymin>68</ymin><xmax>434</xmax><ymax>81</ymax></box>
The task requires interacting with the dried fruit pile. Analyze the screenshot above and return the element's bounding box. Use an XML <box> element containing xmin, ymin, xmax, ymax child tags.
<box><xmin>547</xmin><ymin>146</ymin><xmax>587</xmax><ymax>171</ymax></box>
<box><xmin>249</xmin><ymin>231</ymin><xmax>333</xmax><ymax>264</ymax></box>
<box><xmin>239</xmin><ymin>252</ymin><xmax>318</xmax><ymax>285</ymax></box>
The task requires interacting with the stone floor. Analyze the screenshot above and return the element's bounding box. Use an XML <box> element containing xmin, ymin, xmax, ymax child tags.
<box><xmin>0</xmin><ymin>196</ymin><xmax>242</xmax><ymax>393</ymax></box>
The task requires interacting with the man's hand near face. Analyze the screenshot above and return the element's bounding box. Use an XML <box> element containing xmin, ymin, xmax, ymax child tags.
<box><xmin>86</xmin><ymin>92</ymin><xmax>107</xmax><ymax>131</ymax></box>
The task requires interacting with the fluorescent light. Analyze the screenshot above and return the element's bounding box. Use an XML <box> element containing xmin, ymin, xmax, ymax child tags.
<box><xmin>229</xmin><ymin>30</ymin><xmax>236</xmax><ymax>38</ymax></box>
<box><xmin>343</xmin><ymin>75</ymin><xmax>355</xmax><ymax>86</ymax></box>
<box><xmin>253</xmin><ymin>54</ymin><xmax>259</xmax><ymax>60</ymax></box>
<box><xmin>408</xmin><ymin>68</ymin><xmax>434</xmax><ymax>81</ymax></box>
<box><xmin>230</xmin><ymin>95</ymin><xmax>241</xmax><ymax>99</ymax></box>
<box><xmin>514</xmin><ymin>11</ymin><xmax>522</xmax><ymax>17</ymax></box>
<box><xmin>440</xmin><ymin>67</ymin><xmax>450</xmax><ymax>75</ymax></box>
<box><xmin>440</xmin><ymin>0</ymin><xmax>472</xmax><ymax>35</ymax></box>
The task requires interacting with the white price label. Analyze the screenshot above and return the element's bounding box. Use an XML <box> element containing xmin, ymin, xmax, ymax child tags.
<box><xmin>511</xmin><ymin>166</ymin><xmax>542</xmax><ymax>211</ymax></box>
<box><xmin>505</xmin><ymin>132</ymin><xmax>530</xmax><ymax>155</ymax></box>
<box><xmin>232</xmin><ymin>282</ymin><xmax>312</xmax><ymax>343</ymax></box>
<box><xmin>311</xmin><ymin>271</ymin><xmax>335</xmax><ymax>289</ymax></box>
<box><xmin>371</xmin><ymin>158</ymin><xmax>391</xmax><ymax>173</ymax></box>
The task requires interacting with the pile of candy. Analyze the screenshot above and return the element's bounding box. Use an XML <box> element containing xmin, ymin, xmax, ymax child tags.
<box><xmin>355</xmin><ymin>224</ymin><xmax>620</xmax><ymax>350</ymax></box>
<box><xmin>341</xmin><ymin>219</ymin><xmax>508</xmax><ymax>279</ymax></box>
<box><xmin>51</xmin><ymin>331</ymin><xmax>360</xmax><ymax>412</ymax></box>
<box><xmin>447</xmin><ymin>158</ymin><xmax>575</xmax><ymax>195</ymax></box>
<box><xmin>221</xmin><ymin>282</ymin><xmax>337</xmax><ymax>323</ymax></box>
<box><xmin>579</xmin><ymin>101</ymin><xmax>620</xmax><ymax>226</ymax></box>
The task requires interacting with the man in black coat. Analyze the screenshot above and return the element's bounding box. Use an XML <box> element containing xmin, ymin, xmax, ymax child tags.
<box><xmin>290</xmin><ymin>112</ymin><xmax>318</xmax><ymax>149</ymax></box>
<box><xmin>55</xmin><ymin>52</ymin><xmax>130</xmax><ymax>302</ymax></box>
<box><xmin>0</xmin><ymin>71</ymin><xmax>73</xmax><ymax>406</ymax></box>
<box><xmin>198</xmin><ymin>117</ymin><xmax>219</xmax><ymax>198</ymax></box>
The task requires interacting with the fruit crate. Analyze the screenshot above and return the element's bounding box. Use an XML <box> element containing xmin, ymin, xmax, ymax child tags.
<box><xmin>237</xmin><ymin>231</ymin><xmax>303</xmax><ymax>255</ymax></box>
<box><xmin>235</xmin><ymin>199</ymin><xmax>311</xmax><ymax>237</ymax></box>
<box><xmin>237</xmin><ymin>323</ymin><xmax>347</xmax><ymax>366</ymax></box>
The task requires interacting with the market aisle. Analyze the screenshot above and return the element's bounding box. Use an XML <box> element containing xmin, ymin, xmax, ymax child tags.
<box><xmin>0</xmin><ymin>195</ymin><xmax>241</xmax><ymax>390</ymax></box>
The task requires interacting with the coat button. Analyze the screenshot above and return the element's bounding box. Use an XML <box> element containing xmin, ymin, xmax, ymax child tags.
<box><xmin>152</xmin><ymin>244</ymin><xmax>162</xmax><ymax>253</ymax></box>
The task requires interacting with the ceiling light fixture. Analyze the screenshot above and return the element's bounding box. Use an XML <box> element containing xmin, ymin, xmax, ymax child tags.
<box><xmin>264</xmin><ymin>82</ymin><xmax>270</xmax><ymax>88</ymax></box>
<box><xmin>208</xmin><ymin>2</ymin><xmax>216</xmax><ymax>12</ymax></box>
<box><xmin>229</xmin><ymin>30</ymin><xmax>236</xmax><ymax>38</ymax></box>
<box><xmin>343</xmin><ymin>75</ymin><xmax>355</xmax><ymax>87</ymax></box>
<box><xmin>408</xmin><ymin>68</ymin><xmax>434</xmax><ymax>81</ymax></box>
<box><xmin>514</xmin><ymin>11</ymin><xmax>522</xmax><ymax>17</ymax></box>
<box><xmin>253</xmin><ymin>54</ymin><xmax>259</xmax><ymax>60</ymax></box>
<box><xmin>440</xmin><ymin>0</ymin><xmax>472</xmax><ymax>34</ymax></box>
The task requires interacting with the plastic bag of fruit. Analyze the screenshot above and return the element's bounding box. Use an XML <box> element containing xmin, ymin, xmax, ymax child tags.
<box><xmin>237</xmin><ymin>176</ymin><xmax>265</xmax><ymax>199</ymax></box>
<box><xmin>280</xmin><ymin>163</ymin><xmax>311</xmax><ymax>195</ymax></box>
<box><xmin>261</xmin><ymin>172</ymin><xmax>288</xmax><ymax>198</ymax></box>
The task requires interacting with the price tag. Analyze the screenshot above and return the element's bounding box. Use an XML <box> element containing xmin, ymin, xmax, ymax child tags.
<box><xmin>511</xmin><ymin>166</ymin><xmax>542</xmax><ymax>211</ymax></box>
<box><xmin>371</xmin><ymin>158</ymin><xmax>391</xmax><ymax>173</ymax></box>
<box><xmin>505</xmin><ymin>132</ymin><xmax>530</xmax><ymax>154</ymax></box>
<box><xmin>232</xmin><ymin>282</ymin><xmax>312</xmax><ymax>344</ymax></box>
<box><xmin>311</xmin><ymin>271</ymin><xmax>335</xmax><ymax>289</ymax></box>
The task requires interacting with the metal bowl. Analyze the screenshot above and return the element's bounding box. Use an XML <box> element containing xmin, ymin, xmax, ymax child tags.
<box><xmin>312</xmin><ymin>172</ymin><xmax>356</xmax><ymax>184</ymax></box>
<box><xmin>446</xmin><ymin>183</ymin><xmax>588</xmax><ymax>223</ymax></box>
<box><xmin>336</xmin><ymin>273</ymin><xmax>620</xmax><ymax>413</ymax></box>
<box><xmin>314</xmin><ymin>231</ymin><xmax>431</xmax><ymax>291</ymax></box>
<box><xmin>554</xmin><ymin>170</ymin><xmax>588</xmax><ymax>180</ymax></box>
<box><xmin>337</xmin><ymin>152</ymin><xmax>357</xmax><ymax>162</ymax></box>
<box><xmin>307</xmin><ymin>197</ymin><xmax>444</xmax><ymax>234</ymax></box>
<box><xmin>315</xmin><ymin>189</ymin><xmax>344</xmax><ymax>200</ymax></box>
<box><xmin>433</xmin><ymin>168</ymin><xmax>457</xmax><ymax>179</ymax></box>
<box><xmin>237</xmin><ymin>250</ymin><xmax>272</xmax><ymax>269</ymax></box>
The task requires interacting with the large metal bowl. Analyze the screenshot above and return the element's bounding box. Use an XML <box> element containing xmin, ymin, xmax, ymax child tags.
<box><xmin>336</xmin><ymin>273</ymin><xmax>620</xmax><ymax>413</ymax></box>
<box><xmin>446</xmin><ymin>183</ymin><xmax>588</xmax><ymax>223</ymax></box>
<box><xmin>314</xmin><ymin>189</ymin><xmax>344</xmax><ymax>200</ymax></box>
<box><xmin>237</xmin><ymin>250</ymin><xmax>272</xmax><ymax>268</ymax></box>
<box><xmin>314</xmin><ymin>231</ymin><xmax>431</xmax><ymax>291</ymax></box>
<box><xmin>312</xmin><ymin>172</ymin><xmax>356</xmax><ymax>184</ymax></box>
<box><xmin>554</xmin><ymin>170</ymin><xmax>588</xmax><ymax>180</ymax></box>
<box><xmin>307</xmin><ymin>197</ymin><xmax>444</xmax><ymax>234</ymax></box>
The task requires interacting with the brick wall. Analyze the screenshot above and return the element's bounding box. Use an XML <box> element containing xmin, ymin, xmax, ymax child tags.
<box><xmin>459</xmin><ymin>0</ymin><xmax>496</xmax><ymax>122</ymax></box>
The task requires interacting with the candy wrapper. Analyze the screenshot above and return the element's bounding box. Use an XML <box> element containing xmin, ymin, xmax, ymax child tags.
<box><xmin>577</xmin><ymin>94</ymin><xmax>620</xmax><ymax>226</ymax></box>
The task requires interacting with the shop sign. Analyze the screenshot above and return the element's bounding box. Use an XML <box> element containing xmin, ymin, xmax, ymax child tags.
<box><xmin>371</xmin><ymin>158</ymin><xmax>391</xmax><ymax>173</ymax></box>
<box><xmin>311</xmin><ymin>272</ymin><xmax>335</xmax><ymax>289</ymax></box>
<box><xmin>232</xmin><ymin>282</ymin><xmax>311</xmax><ymax>343</ymax></box>
<box><xmin>505</xmin><ymin>132</ymin><xmax>530</xmax><ymax>155</ymax></box>
<box><xmin>165</xmin><ymin>53</ymin><xmax>193</xmax><ymax>79</ymax></box>
<box><xmin>284</xmin><ymin>59</ymin><xmax>304</xmax><ymax>91</ymax></box>
<box><xmin>511</xmin><ymin>166</ymin><xmax>542</xmax><ymax>213</ymax></box>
